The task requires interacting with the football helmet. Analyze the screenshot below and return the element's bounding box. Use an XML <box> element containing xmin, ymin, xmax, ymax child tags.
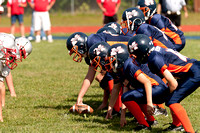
<box><xmin>137</xmin><ymin>0</ymin><xmax>157</xmax><ymax>20</ymax></box>
<box><xmin>15</xmin><ymin>37</ymin><xmax>32</xmax><ymax>61</ymax></box>
<box><xmin>0</xmin><ymin>33</ymin><xmax>19</xmax><ymax>69</ymax></box>
<box><xmin>96</xmin><ymin>27</ymin><xmax>117</xmax><ymax>35</ymax></box>
<box><xmin>88</xmin><ymin>41</ymin><xmax>110</xmax><ymax>72</ymax></box>
<box><xmin>121</xmin><ymin>7</ymin><xmax>145</xmax><ymax>34</ymax></box>
<box><xmin>104</xmin><ymin>22</ymin><xmax>122</xmax><ymax>35</ymax></box>
<box><xmin>127</xmin><ymin>34</ymin><xmax>154</xmax><ymax>64</ymax></box>
<box><xmin>66</xmin><ymin>32</ymin><xmax>88</xmax><ymax>63</ymax></box>
<box><xmin>105</xmin><ymin>43</ymin><xmax>129</xmax><ymax>73</ymax></box>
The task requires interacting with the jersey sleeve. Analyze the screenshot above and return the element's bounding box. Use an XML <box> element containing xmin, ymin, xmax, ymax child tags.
<box><xmin>150</xmin><ymin>14</ymin><xmax>166</xmax><ymax>31</ymax></box>
<box><xmin>96</xmin><ymin>0</ymin><xmax>101</xmax><ymax>4</ymax></box>
<box><xmin>148</xmin><ymin>51</ymin><xmax>167</xmax><ymax>75</ymax></box>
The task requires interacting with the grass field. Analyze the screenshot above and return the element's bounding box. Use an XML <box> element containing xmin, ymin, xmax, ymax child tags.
<box><xmin>0</xmin><ymin>10</ymin><xmax>199</xmax><ymax>132</ymax></box>
<box><xmin>0</xmin><ymin>38</ymin><xmax>199</xmax><ymax>132</ymax></box>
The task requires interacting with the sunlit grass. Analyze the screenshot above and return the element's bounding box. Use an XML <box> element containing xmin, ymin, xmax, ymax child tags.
<box><xmin>0</xmin><ymin>39</ymin><xmax>199</xmax><ymax>132</ymax></box>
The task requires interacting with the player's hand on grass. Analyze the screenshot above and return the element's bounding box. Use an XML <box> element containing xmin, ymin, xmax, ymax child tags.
<box><xmin>105</xmin><ymin>106</ymin><xmax>113</xmax><ymax>119</ymax></box>
<box><xmin>120</xmin><ymin>110</ymin><xmax>127</xmax><ymax>127</ymax></box>
<box><xmin>147</xmin><ymin>103</ymin><xmax>154</xmax><ymax>116</ymax></box>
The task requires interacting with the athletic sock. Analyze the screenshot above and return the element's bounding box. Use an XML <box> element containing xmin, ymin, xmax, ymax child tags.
<box><xmin>171</xmin><ymin>110</ymin><xmax>182</xmax><ymax>126</ymax></box>
<box><xmin>124</xmin><ymin>101</ymin><xmax>149</xmax><ymax>127</ymax></box>
<box><xmin>157</xmin><ymin>103</ymin><xmax>165</xmax><ymax>109</ymax></box>
<box><xmin>169</xmin><ymin>103</ymin><xmax>195</xmax><ymax>133</ymax></box>
<box><xmin>107</xmin><ymin>80</ymin><xmax>121</xmax><ymax>112</ymax></box>
<box><xmin>139</xmin><ymin>104</ymin><xmax>155</xmax><ymax>122</ymax></box>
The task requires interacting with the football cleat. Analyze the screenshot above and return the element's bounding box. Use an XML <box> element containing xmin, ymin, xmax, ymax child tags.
<box><xmin>147</xmin><ymin>120</ymin><xmax>158</xmax><ymax>126</ymax></box>
<box><xmin>163</xmin><ymin>123</ymin><xmax>184</xmax><ymax>132</ymax></box>
<box><xmin>154</xmin><ymin>105</ymin><xmax>168</xmax><ymax>117</ymax></box>
<box><xmin>134</xmin><ymin>124</ymin><xmax>151</xmax><ymax>131</ymax></box>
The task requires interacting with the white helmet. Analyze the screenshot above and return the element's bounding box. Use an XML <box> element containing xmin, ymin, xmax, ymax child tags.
<box><xmin>15</xmin><ymin>37</ymin><xmax>32</xmax><ymax>61</ymax></box>
<box><xmin>0</xmin><ymin>33</ymin><xmax>19</xmax><ymax>69</ymax></box>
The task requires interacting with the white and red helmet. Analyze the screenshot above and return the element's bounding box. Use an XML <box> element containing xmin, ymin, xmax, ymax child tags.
<box><xmin>15</xmin><ymin>37</ymin><xmax>32</xmax><ymax>61</ymax></box>
<box><xmin>0</xmin><ymin>33</ymin><xmax>19</xmax><ymax>69</ymax></box>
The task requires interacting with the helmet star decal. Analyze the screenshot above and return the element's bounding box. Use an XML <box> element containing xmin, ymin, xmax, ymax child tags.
<box><xmin>93</xmin><ymin>44</ymin><xmax>105</xmax><ymax>55</ymax></box>
<box><xmin>102</xmin><ymin>30</ymin><xmax>112</xmax><ymax>34</ymax></box>
<box><xmin>129</xmin><ymin>41</ymin><xmax>138</xmax><ymax>53</ymax></box>
<box><xmin>126</xmin><ymin>10</ymin><xmax>138</xmax><ymax>19</ymax></box>
<box><xmin>108</xmin><ymin>23</ymin><xmax>117</xmax><ymax>31</ymax></box>
<box><xmin>111</xmin><ymin>46</ymin><xmax>125</xmax><ymax>56</ymax></box>
<box><xmin>71</xmin><ymin>34</ymin><xmax>84</xmax><ymax>46</ymax></box>
<box><xmin>145</xmin><ymin>0</ymin><xmax>155</xmax><ymax>6</ymax></box>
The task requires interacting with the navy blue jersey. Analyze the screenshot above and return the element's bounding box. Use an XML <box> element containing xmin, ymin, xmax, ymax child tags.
<box><xmin>123</xmin><ymin>58</ymin><xmax>166</xmax><ymax>89</ymax></box>
<box><xmin>136</xmin><ymin>23</ymin><xmax>176</xmax><ymax>50</ymax></box>
<box><xmin>85</xmin><ymin>33</ymin><xmax>131</xmax><ymax>65</ymax></box>
<box><xmin>148</xmin><ymin>14</ymin><xmax>185</xmax><ymax>51</ymax></box>
<box><xmin>148</xmin><ymin>46</ymin><xmax>197</xmax><ymax>78</ymax></box>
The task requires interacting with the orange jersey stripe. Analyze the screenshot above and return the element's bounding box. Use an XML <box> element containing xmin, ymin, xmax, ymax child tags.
<box><xmin>168</xmin><ymin>63</ymin><xmax>193</xmax><ymax>73</ymax></box>
<box><xmin>163</xmin><ymin>28</ymin><xmax>182</xmax><ymax>45</ymax></box>
<box><xmin>134</xmin><ymin>69</ymin><xmax>143</xmax><ymax>79</ymax></box>
<box><xmin>153</xmin><ymin>39</ymin><xmax>168</xmax><ymax>49</ymax></box>
<box><xmin>161</xmin><ymin>64</ymin><xmax>168</xmax><ymax>74</ymax></box>
<box><xmin>135</xmin><ymin>70</ymin><xmax>159</xmax><ymax>86</ymax></box>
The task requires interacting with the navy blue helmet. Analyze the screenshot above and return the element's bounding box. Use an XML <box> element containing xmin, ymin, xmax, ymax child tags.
<box><xmin>137</xmin><ymin>0</ymin><xmax>157</xmax><ymax>20</ymax></box>
<box><xmin>121</xmin><ymin>7</ymin><xmax>145</xmax><ymax>34</ymax></box>
<box><xmin>96</xmin><ymin>27</ymin><xmax>117</xmax><ymax>35</ymax></box>
<box><xmin>104</xmin><ymin>22</ymin><xmax>122</xmax><ymax>35</ymax></box>
<box><xmin>128</xmin><ymin>34</ymin><xmax>154</xmax><ymax>64</ymax></box>
<box><xmin>88</xmin><ymin>41</ymin><xmax>110</xmax><ymax>72</ymax></box>
<box><xmin>66</xmin><ymin>32</ymin><xmax>88</xmax><ymax>62</ymax></box>
<box><xmin>106</xmin><ymin>43</ymin><xmax>129</xmax><ymax>73</ymax></box>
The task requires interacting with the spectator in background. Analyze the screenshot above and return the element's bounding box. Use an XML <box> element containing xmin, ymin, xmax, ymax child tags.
<box><xmin>0</xmin><ymin>0</ymin><xmax>4</xmax><ymax>21</ymax></box>
<box><xmin>28</xmin><ymin>0</ymin><xmax>55</xmax><ymax>43</ymax></box>
<box><xmin>7</xmin><ymin>0</ymin><xmax>27</xmax><ymax>37</ymax></box>
<box><xmin>27</xmin><ymin>0</ymin><xmax>46</xmax><ymax>41</ymax></box>
<box><xmin>96</xmin><ymin>0</ymin><xmax>121</xmax><ymax>25</ymax></box>
<box><xmin>157</xmin><ymin>0</ymin><xmax>188</xmax><ymax>30</ymax></box>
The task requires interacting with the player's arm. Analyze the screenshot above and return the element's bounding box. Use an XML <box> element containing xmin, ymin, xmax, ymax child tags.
<box><xmin>0</xmin><ymin>81</ymin><xmax>3</xmax><ymax>122</ymax></box>
<box><xmin>96</xmin><ymin>2</ymin><xmax>106</xmax><ymax>12</ymax></box>
<box><xmin>115</xmin><ymin>1</ymin><xmax>121</xmax><ymax>13</ymax></box>
<box><xmin>162</xmin><ymin>69</ymin><xmax>178</xmax><ymax>93</ymax></box>
<box><xmin>106</xmin><ymin>82</ymin><xmax>122</xmax><ymax>119</ymax></box>
<box><xmin>6</xmin><ymin>4</ymin><xmax>11</xmax><ymax>17</ymax></box>
<box><xmin>76</xmin><ymin>66</ymin><xmax>96</xmax><ymax>105</ymax></box>
<box><xmin>183</xmin><ymin>5</ymin><xmax>188</xmax><ymax>18</ymax></box>
<box><xmin>47</xmin><ymin>0</ymin><xmax>55</xmax><ymax>11</ymax></box>
<box><xmin>27</xmin><ymin>0</ymin><xmax>34</xmax><ymax>9</ymax></box>
<box><xmin>137</xmin><ymin>73</ymin><xmax>154</xmax><ymax>115</ymax></box>
<box><xmin>120</xmin><ymin>86</ymin><xmax>128</xmax><ymax>127</ymax></box>
<box><xmin>97</xmin><ymin>89</ymin><xmax>109</xmax><ymax>110</ymax></box>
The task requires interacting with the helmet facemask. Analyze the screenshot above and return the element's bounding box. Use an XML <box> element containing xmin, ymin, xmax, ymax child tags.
<box><xmin>121</xmin><ymin>20</ymin><xmax>133</xmax><ymax>35</ymax></box>
<box><xmin>90</xmin><ymin>56</ymin><xmax>104</xmax><ymax>73</ymax></box>
<box><xmin>105</xmin><ymin>56</ymin><xmax>117</xmax><ymax>73</ymax></box>
<box><xmin>139</xmin><ymin>7</ymin><xmax>151</xmax><ymax>20</ymax></box>
<box><xmin>69</xmin><ymin>45</ymin><xmax>83</xmax><ymax>63</ymax></box>
<box><xmin>1</xmin><ymin>47</ymin><xmax>18</xmax><ymax>70</ymax></box>
<box><xmin>121</xmin><ymin>11</ymin><xmax>144</xmax><ymax>35</ymax></box>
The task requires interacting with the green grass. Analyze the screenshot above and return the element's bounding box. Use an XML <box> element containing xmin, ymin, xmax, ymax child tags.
<box><xmin>0</xmin><ymin>39</ymin><xmax>199</xmax><ymax>132</ymax></box>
